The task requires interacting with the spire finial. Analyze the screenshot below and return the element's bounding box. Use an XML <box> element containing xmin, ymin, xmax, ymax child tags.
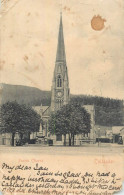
<box><xmin>60</xmin><ymin>0</ymin><xmax>62</xmax><ymax>15</ymax></box>
<box><xmin>56</xmin><ymin>0</ymin><xmax>66</xmax><ymax>63</ymax></box>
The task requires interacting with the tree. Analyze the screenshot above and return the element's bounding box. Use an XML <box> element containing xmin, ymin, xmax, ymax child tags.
<box><xmin>49</xmin><ymin>103</ymin><xmax>91</xmax><ymax>146</ymax></box>
<box><xmin>0</xmin><ymin>101</ymin><xmax>41</xmax><ymax>146</ymax></box>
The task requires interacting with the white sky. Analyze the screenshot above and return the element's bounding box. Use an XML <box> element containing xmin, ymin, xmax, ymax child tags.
<box><xmin>0</xmin><ymin>0</ymin><xmax>124</xmax><ymax>99</ymax></box>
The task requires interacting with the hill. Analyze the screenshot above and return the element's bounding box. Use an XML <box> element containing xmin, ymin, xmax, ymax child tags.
<box><xmin>0</xmin><ymin>83</ymin><xmax>51</xmax><ymax>106</ymax></box>
<box><xmin>0</xmin><ymin>83</ymin><xmax>123</xmax><ymax>126</ymax></box>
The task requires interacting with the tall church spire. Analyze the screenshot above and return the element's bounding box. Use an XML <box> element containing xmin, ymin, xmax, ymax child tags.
<box><xmin>51</xmin><ymin>13</ymin><xmax>70</xmax><ymax>112</ymax></box>
<box><xmin>56</xmin><ymin>13</ymin><xmax>66</xmax><ymax>63</ymax></box>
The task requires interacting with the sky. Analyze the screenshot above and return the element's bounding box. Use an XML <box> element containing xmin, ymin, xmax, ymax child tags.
<box><xmin>0</xmin><ymin>0</ymin><xmax>124</xmax><ymax>99</ymax></box>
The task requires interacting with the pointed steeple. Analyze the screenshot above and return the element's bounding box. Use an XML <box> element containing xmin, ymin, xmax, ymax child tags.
<box><xmin>51</xmin><ymin>12</ymin><xmax>70</xmax><ymax>112</ymax></box>
<box><xmin>56</xmin><ymin>13</ymin><xmax>66</xmax><ymax>63</ymax></box>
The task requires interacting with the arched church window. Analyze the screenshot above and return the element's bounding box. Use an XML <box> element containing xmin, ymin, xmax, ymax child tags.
<box><xmin>57</xmin><ymin>75</ymin><xmax>62</xmax><ymax>87</ymax></box>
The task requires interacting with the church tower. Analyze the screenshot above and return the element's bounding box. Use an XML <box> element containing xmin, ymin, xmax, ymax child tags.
<box><xmin>51</xmin><ymin>13</ymin><xmax>70</xmax><ymax>112</ymax></box>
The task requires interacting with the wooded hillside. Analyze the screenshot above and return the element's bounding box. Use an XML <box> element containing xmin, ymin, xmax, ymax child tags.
<box><xmin>71</xmin><ymin>95</ymin><xmax>123</xmax><ymax>126</ymax></box>
<box><xmin>1</xmin><ymin>83</ymin><xmax>123</xmax><ymax>126</ymax></box>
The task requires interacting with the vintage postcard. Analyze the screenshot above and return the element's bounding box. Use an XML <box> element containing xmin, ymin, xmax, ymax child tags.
<box><xmin>0</xmin><ymin>0</ymin><xmax>124</xmax><ymax>194</ymax></box>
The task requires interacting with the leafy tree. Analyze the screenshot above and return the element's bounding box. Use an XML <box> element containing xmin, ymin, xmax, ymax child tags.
<box><xmin>49</xmin><ymin>103</ymin><xmax>91</xmax><ymax>146</ymax></box>
<box><xmin>0</xmin><ymin>101</ymin><xmax>41</xmax><ymax>146</ymax></box>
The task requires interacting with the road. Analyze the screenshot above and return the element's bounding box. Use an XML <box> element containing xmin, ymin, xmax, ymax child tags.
<box><xmin>0</xmin><ymin>143</ymin><xmax>124</xmax><ymax>156</ymax></box>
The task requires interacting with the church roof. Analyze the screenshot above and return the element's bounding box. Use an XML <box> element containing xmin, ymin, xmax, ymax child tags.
<box><xmin>32</xmin><ymin>106</ymin><xmax>49</xmax><ymax>115</ymax></box>
<box><xmin>56</xmin><ymin>13</ymin><xmax>66</xmax><ymax>63</ymax></box>
<box><xmin>42</xmin><ymin>106</ymin><xmax>49</xmax><ymax>113</ymax></box>
<box><xmin>42</xmin><ymin>106</ymin><xmax>51</xmax><ymax>117</ymax></box>
<box><xmin>32</xmin><ymin>106</ymin><xmax>41</xmax><ymax>115</ymax></box>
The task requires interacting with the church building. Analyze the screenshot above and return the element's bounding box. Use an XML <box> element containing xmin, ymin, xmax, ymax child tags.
<box><xmin>32</xmin><ymin>13</ymin><xmax>71</xmax><ymax>145</ymax></box>
<box><xmin>32</xmin><ymin>13</ymin><xmax>96</xmax><ymax>145</ymax></box>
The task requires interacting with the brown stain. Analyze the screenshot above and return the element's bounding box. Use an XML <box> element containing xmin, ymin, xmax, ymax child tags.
<box><xmin>27</xmin><ymin>13</ymin><xmax>31</xmax><ymax>16</ymax></box>
<box><xmin>0</xmin><ymin>65</ymin><xmax>3</xmax><ymax>70</ymax></box>
<box><xmin>34</xmin><ymin>65</ymin><xmax>39</xmax><ymax>71</ymax></box>
<box><xmin>63</xmin><ymin>6</ymin><xmax>75</xmax><ymax>15</ymax></box>
<box><xmin>64</xmin><ymin>6</ymin><xmax>70</xmax><ymax>12</ymax></box>
<box><xmin>39</xmin><ymin>52</ymin><xmax>44</xmax><ymax>57</ymax></box>
<box><xmin>23</xmin><ymin>55</ymin><xmax>28</xmax><ymax>62</ymax></box>
<box><xmin>91</xmin><ymin>15</ymin><xmax>106</xmax><ymax>31</ymax></box>
<box><xmin>25</xmin><ymin>65</ymin><xmax>39</xmax><ymax>72</ymax></box>
<box><xmin>2</xmin><ymin>60</ymin><xmax>5</xmax><ymax>64</ymax></box>
<box><xmin>34</xmin><ymin>44</ymin><xmax>39</xmax><ymax>47</ymax></box>
<box><xmin>103</xmin><ymin>50</ymin><xmax>106</xmax><ymax>54</ymax></box>
<box><xmin>9</xmin><ymin>35</ymin><xmax>13</xmax><ymax>38</ymax></box>
<box><xmin>0</xmin><ymin>60</ymin><xmax>5</xmax><ymax>70</ymax></box>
